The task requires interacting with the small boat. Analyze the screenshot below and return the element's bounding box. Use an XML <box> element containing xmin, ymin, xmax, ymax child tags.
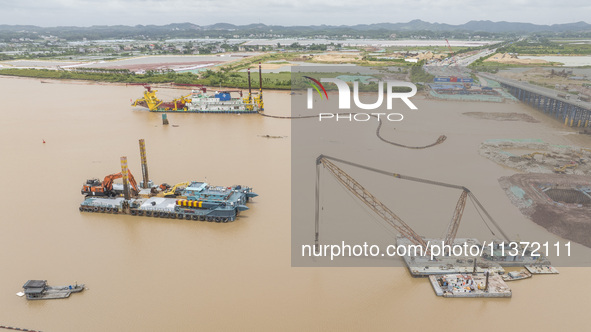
<box><xmin>22</xmin><ymin>280</ymin><xmax>85</xmax><ymax>300</ymax></box>
<box><xmin>501</xmin><ymin>270</ymin><xmax>532</xmax><ymax>281</ymax></box>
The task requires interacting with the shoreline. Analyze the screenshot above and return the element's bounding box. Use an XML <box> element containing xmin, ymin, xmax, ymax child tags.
<box><xmin>0</xmin><ymin>74</ymin><xmax>294</xmax><ymax>93</ymax></box>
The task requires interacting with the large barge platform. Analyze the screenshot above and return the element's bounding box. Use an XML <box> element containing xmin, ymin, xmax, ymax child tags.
<box><xmin>80</xmin><ymin>182</ymin><xmax>256</xmax><ymax>222</ymax></box>
<box><xmin>397</xmin><ymin>237</ymin><xmax>551</xmax><ymax>277</ymax></box>
<box><xmin>79</xmin><ymin>139</ymin><xmax>257</xmax><ymax>222</ymax></box>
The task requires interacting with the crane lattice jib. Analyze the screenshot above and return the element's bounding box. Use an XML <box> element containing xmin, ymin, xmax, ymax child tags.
<box><xmin>444</xmin><ymin>190</ymin><xmax>468</xmax><ymax>246</ymax></box>
<box><xmin>318</xmin><ymin>155</ymin><xmax>467</xmax><ymax>191</ymax></box>
<box><xmin>315</xmin><ymin>155</ymin><xmax>511</xmax><ymax>249</ymax></box>
<box><xmin>318</xmin><ymin>157</ymin><xmax>429</xmax><ymax>251</ymax></box>
<box><xmin>445</xmin><ymin>39</ymin><xmax>453</xmax><ymax>55</ymax></box>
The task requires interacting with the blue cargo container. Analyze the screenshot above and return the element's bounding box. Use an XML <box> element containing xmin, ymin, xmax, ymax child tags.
<box><xmin>434</xmin><ymin>77</ymin><xmax>451</xmax><ymax>83</ymax></box>
<box><xmin>215</xmin><ymin>92</ymin><xmax>231</xmax><ymax>101</ymax></box>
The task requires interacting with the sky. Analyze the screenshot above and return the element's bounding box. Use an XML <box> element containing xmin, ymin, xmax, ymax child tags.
<box><xmin>1</xmin><ymin>0</ymin><xmax>589</xmax><ymax>27</ymax></box>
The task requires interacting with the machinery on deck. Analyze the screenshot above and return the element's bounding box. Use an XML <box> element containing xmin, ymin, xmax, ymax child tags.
<box><xmin>79</xmin><ymin>139</ymin><xmax>257</xmax><ymax>223</ymax></box>
<box><xmin>553</xmin><ymin>161</ymin><xmax>578</xmax><ymax>174</ymax></box>
<box><xmin>82</xmin><ymin>171</ymin><xmax>139</xmax><ymax>197</ymax></box>
<box><xmin>522</xmin><ymin>152</ymin><xmax>549</xmax><ymax>160</ymax></box>
<box><xmin>162</xmin><ymin>181</ymin><xmax>192</xmax><ymax>197</ymax></box>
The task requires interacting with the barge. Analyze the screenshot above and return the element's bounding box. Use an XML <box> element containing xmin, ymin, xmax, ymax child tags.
<box><xmin>525</xmin><ymin>265</ymin><xmax>559</xmax><ymax>274</ymax></box>
<box><xmin>429</xmin><ymin>273</ymin><xmax>512</xmax><ymax>298</ymax></box>
<box><xmin>502</xmin><ymin>269</ymin><xmax>532</xmax><ymax>281</ymax></box>
<box><xmin>80</xmin><ymin>182</ymin><xmax>257</xmax><ymax>222</ymax></box>
<box><xmin>22</xmin><ymin>280</ymin><xmax>84</xmax><ymax>300</ymax></box>
<box><xmin>79</xmin><ymin>139</ymin><xmax>257</xmax><ymax>222</ymax></box>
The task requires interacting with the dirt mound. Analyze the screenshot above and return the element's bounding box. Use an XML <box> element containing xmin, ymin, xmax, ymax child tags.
<box><xmin>312</xmin><ymin>53</ymin><xmax>361</xmax><ymax>63</ymax></box>
<box><xmin>484</xmin><ymin>53</ymin><xmax>549</xmax><ymax>65</ymax></box>
<box><xmin>463</xmin><ymin>112</ymin><xmax>539</xmax><ymax>123</ymax></box>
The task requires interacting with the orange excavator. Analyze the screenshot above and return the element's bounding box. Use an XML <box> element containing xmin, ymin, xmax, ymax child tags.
<box><xmin>82</xmin><ymin>171</ymin><xmax>140</xmax><ymax>197</ymax></box>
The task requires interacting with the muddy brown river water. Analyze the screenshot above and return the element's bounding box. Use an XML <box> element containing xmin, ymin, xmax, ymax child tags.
<box><xmin>0</xmin><ymin>76</ymin><xmax>589</xmax><ymax>331</ymax></box>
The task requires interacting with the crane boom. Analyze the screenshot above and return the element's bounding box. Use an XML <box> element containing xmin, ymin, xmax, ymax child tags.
<box><xmin>315</xmin><ymin>155</ymin><xmax>510</xmax><ymax>255</ymax></box>
<box><xmin>445</xmin><ymin>39</ymin><xmax>453</xmax><ymax>55</ymax></box>
<box><xmin>316</xmin><ymin>156</ymin><xmax>429</xmax><ymax>252</ymax></box>
<box><xmin>318</xmin><ymin>155</ymin><xmax>467</xmax><ymax>191</ymax></box>
<box><xmin>444</xmin><ymin>190</ymin><xmax>468</xmax><ymax>246</ymax></box>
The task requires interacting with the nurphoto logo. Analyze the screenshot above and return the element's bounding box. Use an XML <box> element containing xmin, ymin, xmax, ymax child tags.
<box><xmin>304</xmin><ymin>77</ymin><xmax>418</xmax><ymax>122</ymax></box>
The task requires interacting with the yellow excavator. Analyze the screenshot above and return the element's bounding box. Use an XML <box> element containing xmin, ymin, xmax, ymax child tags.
<box><xmin>553</xmin><ymin>162</ymin><xmax>578</xmax><ymax>174</ymax></box>
<box><xmin>161</xmin><ymin>181</ymin><xmax>192</xmax><ymax>198</ymax></box>
<box><xmin>521</xmin><ymin>152</ymin><xmax>549</xmax><ymax>160</ymax></box>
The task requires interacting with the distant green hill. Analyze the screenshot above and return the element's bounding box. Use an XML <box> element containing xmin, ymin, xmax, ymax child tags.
<box><xmin>1</xmin><ymin>20</ymin><xmax>590</xmax><ymax>41</ymax></box>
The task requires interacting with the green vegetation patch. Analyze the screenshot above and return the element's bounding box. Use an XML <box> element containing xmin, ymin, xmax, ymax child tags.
<box><xmin>499</xmin><ymin>39</ymin><xmax>591</xmax><ymax>55</ymax></box>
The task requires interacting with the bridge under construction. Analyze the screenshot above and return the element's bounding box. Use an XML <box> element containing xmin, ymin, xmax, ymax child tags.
<box><xmin>480</xmin><ymin>73</ymin><xmax>591</xmax><ymax>128</ymax></box>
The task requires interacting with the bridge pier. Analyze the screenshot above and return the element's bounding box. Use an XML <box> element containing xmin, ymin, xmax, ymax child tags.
<box><xmin>500</xmin><ymin>82</ymin><xmax>590</xmax><ymax>128</ymax></box>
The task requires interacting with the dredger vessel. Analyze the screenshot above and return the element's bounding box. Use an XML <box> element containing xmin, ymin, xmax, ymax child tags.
<box><xmin>131</xmin><ymin>64</ymin><xmax>264</xmax><ymax>113</ymax></box>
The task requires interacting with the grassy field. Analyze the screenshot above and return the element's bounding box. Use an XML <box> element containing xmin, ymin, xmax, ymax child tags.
<box><xmin>499</xmin><ymin>39</ymin><xmax>591</xmax><ymax>55</ymax></box>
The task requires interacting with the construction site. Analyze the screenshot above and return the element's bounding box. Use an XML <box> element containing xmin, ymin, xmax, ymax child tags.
<box><xmin>478</xmin><ymin>139</ymin><xmax>591</xmax><ymax>248</ymax></box>
<box><xmin>480</xmin><ymin>139</ymin><xmax>591</xmax><ymax>175</ymax></box>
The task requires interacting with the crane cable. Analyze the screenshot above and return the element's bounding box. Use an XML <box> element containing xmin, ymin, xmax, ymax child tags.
<box><xmin>468</xmin><ymin>194</ymin><xmax>496</xmax><ymax>237</ymax></box>
<box><xmin>467</xmin><ymin>192</ymin><xmax>511</xmax><ymax>242</ymax></box>
<box><xmin>259</xmin><ymin>111</ymin><xmax>446</xmax><ymax>149</ymax></box>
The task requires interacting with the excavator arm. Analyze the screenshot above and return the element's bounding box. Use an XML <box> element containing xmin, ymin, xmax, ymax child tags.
<box><xmin>127</xmin><ymin>171</ymin><xmax>140</xmax><ymax>194</ymax></box>
<box><xmin>102</xmin><ymin>170</ymin><xmax>139</xmax><ymax>195</ymax></box>
<box><xmin>163</xmin><ymin>181</ymin><xmax>191</xmax><ymax>197</ymax></box>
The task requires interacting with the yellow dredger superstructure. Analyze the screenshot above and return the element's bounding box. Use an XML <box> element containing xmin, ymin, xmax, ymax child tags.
<box><xmin>131</xmin><ymin>63</ymin><xmax>264</xmax><ymax>114</ymax></box>
<box><xmin>132</xmin><ymin>86</ymin><xmax>192</xmax><ymax>112</ymax></box>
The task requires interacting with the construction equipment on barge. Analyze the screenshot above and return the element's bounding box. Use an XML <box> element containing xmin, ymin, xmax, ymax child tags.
<box><xmin>79</xmin><ymin>139</ymin><xmax>257</xmax><ymax>222</ymax></box>
<box><xmin>313</xmin><ymin>155</ymin><xmax>558</xmax><ymax>298</ymax></box>
<box><xmin>81</xmin><ymin>171</ymin><xmax>140</xmax><ymax>197</ymax></box>
<box><xmin>314</xmin><ymin>155</ymin><xmax>550</xmax><ymax>274</ymax></box>
<box><xmin>131</xmin><ymin>64</ymin><xmax>264</xmax><ymax>113</ymax></box>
